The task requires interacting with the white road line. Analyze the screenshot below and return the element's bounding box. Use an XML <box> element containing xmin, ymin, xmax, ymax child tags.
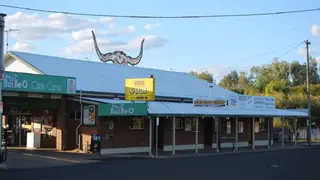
<box><xmin>22</xmin><ymin>153</ymin><xmax>81</xmax><ymax>164</ymax></box>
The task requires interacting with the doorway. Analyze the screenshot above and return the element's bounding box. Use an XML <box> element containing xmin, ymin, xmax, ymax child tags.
<box><xmin>7</xmin><ymin>114</ymin><xmax>32</xmax><ymax>146</ymax></box>
<box><xmin>248</xmin><ymin>119</ymin><xmax>253</xmax><ymax>144</ymax></box>
<box><xmin>153</xmin><ymin>117</ymin><xmax>164</xmax><ymax>150</ymax></box>
<box><xmin>203</xmin><ymin>118</ymin><xmax>213</xmax><ymax>148</ymax></box>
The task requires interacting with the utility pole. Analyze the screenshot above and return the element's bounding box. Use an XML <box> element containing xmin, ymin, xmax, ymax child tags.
<box><xmin>4</xmin><ymin>28</ymin><xmax>20</xmax><ymax>53</ymax></box>
<box><xmin>0</xmin><ymin>13</ymin><xmax>6</xmax><ymax>163</ymax></box>
<box><xmin>305</xmin><ymin>39</ymin><xmax>312</xmax><ymax>146</ymax></box>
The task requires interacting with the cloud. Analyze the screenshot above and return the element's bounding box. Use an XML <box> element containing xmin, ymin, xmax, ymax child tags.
<box><xmin>64</xmin><ymin>35</ymin><xmax>167</xmax><ymax>54</ymax></box>
<box><xmin>311</xmin><ymin>24</ymin><xmax>320</xmax><ymax>36</ymax></box>
<box><xmin>4</xmin><ymin>12</ymin><xmax>131</xmax><ymax>41</ymax></box>
<box><xmin>297</xmin><ymin>47</ymin><xmax>317</xmax><ymax>55</ymax></box>
<box><xmin>144</xmin><ymin>23</ymin><xmax>161</xmax><ymax>31</ymax></box>
<box><xmin>11</xmin><ymin>42</ymin><xmax>35</xmax><ymax>52</ymax></box>
<box><xmin>316</xmin><ymin>56</ymin><xmax>320</xmax><ymax>62</ymax></box>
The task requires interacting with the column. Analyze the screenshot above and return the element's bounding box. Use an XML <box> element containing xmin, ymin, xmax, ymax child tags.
<box><xmin>294</xmin><ymin>118</ymin><xmax>297</xmax><ymax>146</ymax></box>
<box><xmin>156</xmin><ymin>117</ymin><xmax>159</xmax><ymax>157</ymax></box>
<box><xmin>56</xmin><ymin>96</ymin><xmax>67</xmax><ymax>151</ymax></box>
<box><xmin>195</xmin><ymin>117</ymin><xmax>199</xmax><ymax>153</ymax></box>
<box><xmin>252</xmin><ymin>118</ymin><xmax>255</xmax><ymax>151</ymax></box>
<box><xmin>216</xmin><ymin>118</ymin><xmax>220</xmax><ymax>152</ymax></box>
<box><xmin>0</xmin><ymin>13</ymin><xmax>6</xmax><ymax>158</ymax></box>
<box><xmin>235</xmin><ymin>117</ymin><xmax>238</xmax><ymax>151</ymax></box>
<box><xmin>281</xmin><ymin>118</ymin><xmax>285</xmax><ymax>148</ymax></box>
<box><xmin>268</xmin><ymin>117</ymin><xmax>270</xmax><ymax>148</ymax></box>
<box><xmin>149</xmin><ymin>116</ymin><xmax>153</xmax><ymax>157</ymax></box>
<box><xmin>172</xmin><ymin>116</ymin><xmax>176</xmax><ymax>156</ymax></box>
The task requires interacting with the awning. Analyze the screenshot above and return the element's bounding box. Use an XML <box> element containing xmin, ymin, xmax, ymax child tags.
<box><xmin>81</xmin><ymin>97</ymin><xmax>308</xmax><ymax>117</ymax></box>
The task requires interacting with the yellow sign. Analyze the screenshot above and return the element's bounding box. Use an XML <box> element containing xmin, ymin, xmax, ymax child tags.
<box><xmin>194</xmin><ymin>99</ymin><xmax>226</xmax><ymax>107</ymax></box>
<box><xmin>125</xmin><ymin>78</ymin><xmax>155</xmax><ymax>101</ymax></box>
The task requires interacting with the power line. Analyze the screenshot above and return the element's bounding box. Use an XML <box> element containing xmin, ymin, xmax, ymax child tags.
<box><xmin>274</xmin><ymin>41</ymin><xmax>304</xmax><ymax>60</ymax></box>
<box><xmin>1</xmin><ymin>4</ymin><xmax>320</xmax><ymax>19</ymax></box>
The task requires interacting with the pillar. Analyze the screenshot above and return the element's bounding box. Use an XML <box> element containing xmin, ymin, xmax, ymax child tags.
<box><xmin>235</xmin><ymin>117</ymin><xmax>238</xmax><ymax>151</ymax></box>
<box><xmin>56</xmin><ymin>96</ymin><xmax>67</xmax><ymax>151</ymax></box>
<box><xmin>172</xmin><ymin>116</ymin><xmax>176</xmax><ymax>156</ymax></box>
<box><xmin>195</xmin><ymin>117</ymin><xmax>199</xmax><ymax>153</ymax></box>
<box><xmin>252</xmin><ymin>117</ymin><xmax>255</xmax><ymax>150</ymax></box>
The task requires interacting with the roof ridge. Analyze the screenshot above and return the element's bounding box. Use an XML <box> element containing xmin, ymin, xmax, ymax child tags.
<box><xmin>9</xmin><ymin>51</ymin><xmax>191</xmax><ymax>76</ymax></box>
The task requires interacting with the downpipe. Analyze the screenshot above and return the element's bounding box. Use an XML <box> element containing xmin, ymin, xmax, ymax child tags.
<box><xmin>76</xmin><ymin>90</ymin><xmax>83</xmax><ymax>150</ymax></box>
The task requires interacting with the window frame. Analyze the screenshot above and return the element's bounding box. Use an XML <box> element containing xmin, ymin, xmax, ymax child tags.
<box><xmin>129</xmin><ymin>116</ymin><xmax>145</xmax><ymax>130</ymax></box>
<box><xmin>169</xmin><ymin>117</ymin><xmax>184</xmax><ymax>130</ymax></box>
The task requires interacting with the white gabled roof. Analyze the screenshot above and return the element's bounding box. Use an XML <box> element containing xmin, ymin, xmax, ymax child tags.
<box><xmin>7</xmin><ymin>51</ymin><xmax>236</xmax><ymax>99</ymax></box>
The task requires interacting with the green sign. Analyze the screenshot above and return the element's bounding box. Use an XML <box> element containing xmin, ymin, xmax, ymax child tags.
<box><xmin>98</xmin><ymin>103</ymin><xmax>148</xmax><ymax>116</ymax></box>
<box><xmin>3</xmin><ymin>72</ymin><xmax>76</xmax><ymax>94</ymax></box>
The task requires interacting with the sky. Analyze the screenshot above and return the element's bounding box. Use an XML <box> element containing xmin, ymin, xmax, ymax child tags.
<box><xmin>1</xmin><ymin>0</ymin><xmax>320</xmax><ymax>82</ymax></box>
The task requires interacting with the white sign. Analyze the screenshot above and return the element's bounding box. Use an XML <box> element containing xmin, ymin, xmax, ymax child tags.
<box><xmin>83</xmin><ymin>105</ymin><xmax>96</xmax><ymax>125</ymax></box>
<box><xmin>265</xmin><ymin>96</ymin><xmax>276</xmax><ymax>109</ymax></box>
<box><xmin>237</xmin><ymin>95</ymin><xmax>254</xmax><ymax>109</ymax></box>
<box><xmin>227</xmin><ymin>95</ymin><xmax>238</xmax><ymax>108</ymax></box>
<box><xmin>253</xmin><ymin>96</ymin><xmax>265</xmax><ymax>109</ymax></box>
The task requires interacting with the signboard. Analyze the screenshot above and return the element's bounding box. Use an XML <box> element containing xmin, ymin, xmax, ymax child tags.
<box><xmin>83</xmin><ymin>105</ymin><xmax>96</xmax><ymax>125</ymax></box>
<box><xmin>193</xmin><ymin>99</ymin><xmax>226</xmax><ymax>107</ymax></box>
<box><xmin>237</xmin><ymin>95</ymin><xmax>254</xmax><ymax>109</ymax></box>
<box><xmin>265</xmin><ymin>96</ymin><xmax>276</xmax><ymax>109</ymax></box>
<box><xmin>98</xmin><ymin>103</ymin><xmax>148</xmax><ymax>116</ymax></box>
<box><xmin>125</xmin><ymin>78</ymin><xmax>155</xmax><ymax>101</ymax></box>
<box><xmin>227</xmin><ymin>95</ymin><xmax>238</xmax><ymax>108</ymax></box>
<box><xmin>253</xmin><ymin>96</ymin><xmax>265</xmax><ymax>109</ymax></box>
<box><xmin>3</xmin><ymin>71</ymin><xmax>76</xmax><ymax>94</ymax></box>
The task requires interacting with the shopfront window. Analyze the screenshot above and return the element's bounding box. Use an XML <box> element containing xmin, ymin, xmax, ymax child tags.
<box><xmin>129</xmin><ymin>117</ymin><xmax>144</xmax><ymax>130</ymax></box>
<box><xmin>184</xmin><ymin>118</ymin><xmax>201</xmax><ymax>132</ymax></box>
<box><xmin>169</xmin><ymin>117</ymin><xmax>183</xmax><ymax>130</ymax></box>
<box><xmin>259</xmin><ymin>118</ymin><xmax>267</xmax><ymax>131</ymax></box>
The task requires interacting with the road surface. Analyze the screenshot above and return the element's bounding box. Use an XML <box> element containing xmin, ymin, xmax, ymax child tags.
<box><xmin>1</xmin><ymin>147</ymin><xmax>319</xmax><ymax>180</ymax></box>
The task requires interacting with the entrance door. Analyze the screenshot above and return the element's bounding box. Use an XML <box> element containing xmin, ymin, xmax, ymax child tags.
<box><xmin>203</xmin><ymin>118</ymin><xmax>213</xmax><ymax>148</ymax></box>
<box><xmin>8</xmin><ymin>114</ymin><xmax>32</xmax><ymax>146</ymax></box>
<box><xmin>248</xmin><ymin>119</ymin><xmax>253</xmax><ymax>144</ymax></box>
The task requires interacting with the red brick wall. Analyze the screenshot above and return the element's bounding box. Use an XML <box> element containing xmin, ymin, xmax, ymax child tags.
<box><xmin>56</xmin><ymin>96</ymin><xmax>67</xmax><ymax>151</ymax></box>
<box><xmin>163</xmin><ymin>118</ymin><xmax>204</xmax><ymax>146</ymax></box>
<box><xmin>99</xmin><ymin>116</ymin><xmax>150</xmax><ymax>149</ymax></box>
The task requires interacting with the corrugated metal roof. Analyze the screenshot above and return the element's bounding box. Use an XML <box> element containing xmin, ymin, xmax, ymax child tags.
<box><xmin>82</xmin><ymin>97</ymin><xmax>308</xmax><ymax>117</ymax></box>
<box><xmin>9</xmin><ymin>51</ymin><xmax>237</xmax><ymax>99</ymax></box>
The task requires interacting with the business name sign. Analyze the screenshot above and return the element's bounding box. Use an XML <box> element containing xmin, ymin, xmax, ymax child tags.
<box><xmin>125</xmin><ymin>78</ymin><xmax>155</xmax><ymax>101</ymax></box>
<box><xmin>3</xmin><ymin>72</ymin><xmax>76</xmax><ymax>94</ymax></box>
<box><xmin>83</xmin><ymin>105</ymin><xmax>96</xmax><ymax>125</ymax></box>
<box><xmin>98</xmin><ymin>103</ymin><xmax>148</xmax><ymax>116</ymax></box>
<box><xmin>193</xmin><ymin>99</ymin><xmax>226</xmax><ymax>107</ymax></box>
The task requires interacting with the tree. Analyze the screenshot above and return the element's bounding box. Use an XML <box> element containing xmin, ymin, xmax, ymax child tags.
<box><xmin>190</xmin><ymin>71</ymin><xmax>214</xmax><ymax>83</ymax></box>
<box><xmin>218</xmin><ymin>70</ymin><xmax>238</xmax><ymax>89</ymax></box>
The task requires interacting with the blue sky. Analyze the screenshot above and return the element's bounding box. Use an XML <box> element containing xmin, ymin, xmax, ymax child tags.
<box><xmin>2</xmin><ymin>0</ymin><xmax>320</xmax><ymax>81</ymax></box>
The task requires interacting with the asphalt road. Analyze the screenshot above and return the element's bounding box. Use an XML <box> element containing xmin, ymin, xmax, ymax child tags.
<box><xmin>1</xmin><ymin>148</ymin><xmax>320</xmax><ymax>180</ymax></box>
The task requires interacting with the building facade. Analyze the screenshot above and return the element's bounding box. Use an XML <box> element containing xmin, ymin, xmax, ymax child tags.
<box><xmin>3</xmin><ymin>51</ymin><xmax>307</xmax><ymax>155</ymax></box>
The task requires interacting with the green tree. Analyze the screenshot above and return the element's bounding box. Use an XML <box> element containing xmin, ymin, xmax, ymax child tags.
<box><xmin>190</xmin><ymin>71</ymin><xmax>214</xmax><ymax>83</ymax></box>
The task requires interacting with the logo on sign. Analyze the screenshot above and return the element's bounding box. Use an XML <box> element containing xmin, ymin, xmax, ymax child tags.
<box><xmin>194</xmin><ymin>99</ymin><xmax>226</xmax><ymax>107</ymax></box>
<box><xmin>110</xmin><ymin>104</ymin><xmax>135</xmax><ymax>115</ymax></box>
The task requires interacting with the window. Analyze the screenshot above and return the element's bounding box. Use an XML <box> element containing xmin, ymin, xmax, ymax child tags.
<box><xmin>129</xmin><ymin>117</ymin><xmax>144</xmax><ymax>130</ymax></box>
<box><xmin>184</xmin><ymin>118</ymin><xmax>201</xmax><ymax>132</ymax></box>
<box><xmin>255</xmin><ymin>120</ymin><xmax>260</xmax><ymax>133</ymax></box>
<box><xmin>226</xmin><ymin>121</ymin><xmax>232</xmax><ymax>134</ymax></box>
<box><xmin>69</xmin><ymin>110</ymin><xmax>81</xmax><ymax>120</ymax></box>
<box><xmin>238</xmin><ymin>121</ymin><xmax>244</xmax><ymax>133</ymax></box>
<box><xmin>169</xmin><ymin>117</ymin><xmax>183</xmax><ymax>129</ymax></box>
<box><xmin>259</xmin><ymin>118</ymin><xmax>267</xmax><ymax>131</ymax></box>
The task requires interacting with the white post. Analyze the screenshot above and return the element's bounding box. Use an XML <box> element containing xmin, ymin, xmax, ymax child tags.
<box><xmin>156</xmin><ymin>117</ymin><xmax>159</xmax><ymax>157</ymax></box>
<box><xmin>216</xmin><ymin>118</ymin><xmax>219</xmax><ymax>152</ymax></box>
<box><xmin>281</xmin><ymin>118</ymin><xmax>285</xmax><ymax>148</ymax></box>
<box><xmin>268</xmin><ymin>117</ymin><xmax>270</xmax><ymax>148</ymax></box>
<box><xmin>235</xmin><ymin>117</ymin><xmax>238</xmax><ymax>151</ymax></box>
<box><xmin>172</xmin><ymin>117</ymin><xmax>176</xmax><ymax>156</ymax></box>
<box><xmin>294</xmin><ymin>118</ymin><xmax>297</xmax><ymax>146</ymax></box>
<box><xmin>195</xmin><ymin>117</ymin><xmax>199</xmax><ymax>153</ymax></box>
<box><xmin>149</xmin><ymin>116</ymin><xmax>153</xmax><ymax>157</ymax></box>
<box><xmin>252</xmin><ymin>117</ymin><xmax>255</xmax><ymax>151</ymax></box>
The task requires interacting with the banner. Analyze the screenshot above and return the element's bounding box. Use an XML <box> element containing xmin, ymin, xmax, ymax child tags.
<box><xmin>125</xmin><ymin>78</ymin><xmax>155</xmax><ymax>101</ymax></box>
<box><xmin>193</xmin><ymin>98</ymin><xmax>226</xmax><ymax>107</ymax></box>
<box><xmin>264</xmin><ymin>96</ymin><xmax>276</xmax><ymax>109</ymax></box>
<box><xmin>83</xmin><ymin>105</ymin><xmax>96</xmax><ymax>125</ymax></box>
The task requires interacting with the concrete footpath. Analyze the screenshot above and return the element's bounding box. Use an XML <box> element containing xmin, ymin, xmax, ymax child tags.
<box><xmin>0</xmin><ymin>143</ymin><xmax>319</xmax><ymax>170</ymax></box>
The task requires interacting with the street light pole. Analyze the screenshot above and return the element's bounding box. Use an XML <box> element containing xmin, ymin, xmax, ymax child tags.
<box><xmin>0</xmin><ymin>13</ymin><xmax>6</xmax><ymax>162</ymax></box>
<box><xmin>4</xmin><ymin>29</ymin><xmax>20</xmax><ymax>53</ymax></box>
<box><xmin>305</xmin><ymin>39</ymin><xmax>312</xmax><ymax>146</ymax></box>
